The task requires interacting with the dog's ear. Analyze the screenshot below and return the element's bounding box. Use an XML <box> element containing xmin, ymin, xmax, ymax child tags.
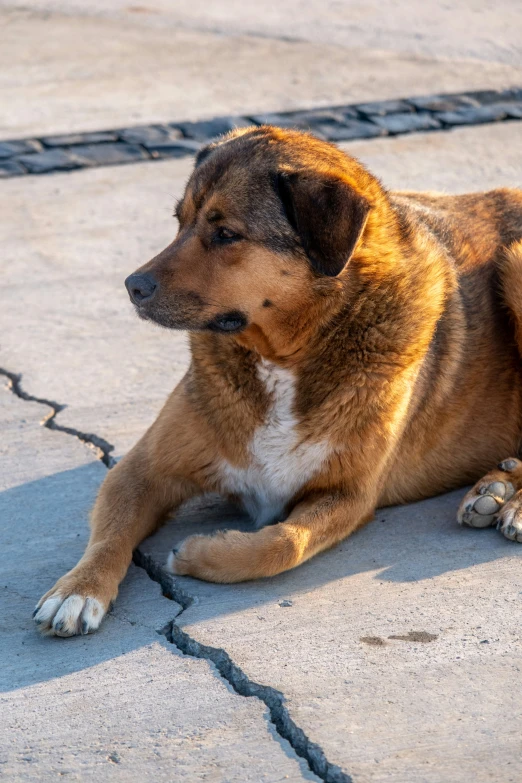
<box><xmin>274</xmin><ymin>171</ymin><xmax>370</xmax><ymax>276</ymax></box>
<box><xmin>195</xmin><ymin>144</ymin><xmax>215</xmax><ymax>167</ymax></box>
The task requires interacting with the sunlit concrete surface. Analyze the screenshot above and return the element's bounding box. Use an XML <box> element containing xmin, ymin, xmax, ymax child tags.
<box><xmin>1</xmin><ymin>0</ymin><xmax>521</xmax><ymax>138</ymax></box>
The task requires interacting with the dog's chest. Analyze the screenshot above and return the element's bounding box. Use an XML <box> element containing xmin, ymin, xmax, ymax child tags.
<box><xmin>219</xmin><ymin>360</ymin><xmax>330</xmax><ymax>525</ymax></box>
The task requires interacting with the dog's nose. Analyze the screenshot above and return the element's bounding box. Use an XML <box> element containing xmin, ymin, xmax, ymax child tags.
<box><xmin>125</xmin><ymin>273</ymin><xmax>158</xmax><ymax>304</ymax></box>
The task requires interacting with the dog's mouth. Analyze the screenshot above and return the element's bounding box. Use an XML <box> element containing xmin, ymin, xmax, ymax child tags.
<box><xmin>133</xmin><ymin>302</ymin><xmax>248</xmax><ymax>334</ymax></box>
<box><xmin>206</xmin><ymin>311</ymin><xmax>248</xmax><ymax>334</ymax></box>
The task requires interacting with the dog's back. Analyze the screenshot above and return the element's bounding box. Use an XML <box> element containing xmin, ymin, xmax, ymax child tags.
<box><xmin>380</xmin><ymin>188</ymin><xmax>522</xmax><ymax>504</ymax></box>
<box><xmin>391</xmin><ymin>188</ymin><xmax>522</xmax><ymax>264</ymax></box>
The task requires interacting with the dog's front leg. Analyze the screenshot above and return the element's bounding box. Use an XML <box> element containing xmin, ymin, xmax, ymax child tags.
<box><xmin>34</xmin><ymin>425</ymin><xmax>200</xmax><ymax>637</ymax></box>
<box><xmin>168</xmin><ymin>492</ymin><xmax>375</xmax><ymax>583</ymax></box>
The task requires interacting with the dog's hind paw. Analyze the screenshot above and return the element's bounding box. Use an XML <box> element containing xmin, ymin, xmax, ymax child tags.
<box><xmin>458</xmin><ymin>480</ymin><xmax>514</xmax><ymax>527</ymax></box>
<box><xmin>457</xmin><ymin>458</ymin><xmax>522</xmax><ymax>527</ymax></box>
<box><xmin>496</xmin><ymin>490</ymin><xmax>522</xmax><ymax>542</ymax></box>
<box><xmin>457</xmin><ymin>458</ymin><xmax>522</xmax><ymax>530</ymax></box>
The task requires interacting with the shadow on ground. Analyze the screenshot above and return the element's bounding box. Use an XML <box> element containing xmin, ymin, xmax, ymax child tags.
<box><xmin>1</xmin><ymin>463</ymin><xmax>517</xmax><ymax>692</ymax></box>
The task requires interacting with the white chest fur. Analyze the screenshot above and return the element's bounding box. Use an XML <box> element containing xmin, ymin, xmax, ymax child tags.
<box><xmin>219</xmin><ymin>360</ymin><xmax>330</xmax><ymax>526</ymax></box>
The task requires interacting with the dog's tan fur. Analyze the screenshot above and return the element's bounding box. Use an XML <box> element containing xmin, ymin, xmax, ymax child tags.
<box><xmin>34</xmin><ymin>126</ymin><xmax>522</xmax><ymax>637</ymax></box>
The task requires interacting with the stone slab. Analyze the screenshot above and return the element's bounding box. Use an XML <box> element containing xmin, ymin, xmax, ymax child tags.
<box><xmin>371</xmin><ymin>112</ymin><xmax>441</xmax><ymax>135</ymax></box>
<box><xmin>148</xmin><ymin>138</ymin><xmax>203</xmax><ymax>159</ymax></box>
<box><xmin>1</xmin><ymin>2</ymin><xmax>522</xmax><ymax>139</ymax></box>
<box><xmin>175</xmin><ymin>117</ymin><xmax>252</xmax><ymax>143</ymax></box>
<box><xmin>0</xmin><ymin>159</ymin><xmax>26</xmax><ymax>177</ymax></box>
<box><xmin>0</xmin><ymin>389</ymin><xmax>313</xmax><ymax>782</ymax></box>
<box><xmin>42</xmin><ymin>132</ymin><xmax>120</xmax><ymax>147</ymax></box>
<box><xmin>68</xmin><ymin>142</ymin><xmax>148</xmax><ymax>167</ymax></box>
<box><xmin>17</xmin><ymin>148</ymin><xmax>83</xmax><ymax>174</ymax></box>
<box><xmin>0</xmin><ymin>139</ymin><xmax>41</xmax><ymax>158</ymax></box>
<box><xmin>118</xmin><ymin>125</ymin><xmax>183</xmax><ymax>146</ymax></box>
<box><xmin>353</xmin><ymin>99</ymin><xmax>414</xmax><ymax>117</ymax></box>
<box><xmin>317</xmin><ymin>120</ymin><xmax>386</xmax><ymax>142</ymax></box>
<box><xmin>437</xmin><ymin>104</ymin><xmax>511</xmax><ymax>127</ymax></box>
<box><xmin>17</xmin><ymin>143</ymin><xmax>150</xmax><ymax>174</ymax></box>
<box><xmin>407</xmin><ymin>94</ymin><xmax>479</xmax><ymax>112</ymax></box>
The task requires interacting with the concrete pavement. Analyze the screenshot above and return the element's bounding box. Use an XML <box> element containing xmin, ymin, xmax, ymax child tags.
<box><xmin>2</xmin><ymin>1</ymin><xmax>522</xmax><ymax>139</ymax></box>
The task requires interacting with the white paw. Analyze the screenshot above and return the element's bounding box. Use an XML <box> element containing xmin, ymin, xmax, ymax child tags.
<box><xmin>496</xmin><ymin>497</ymin><xmax>522</xmax><ymax>543</ymax></box>
<box><xmin>457</xmin><ymin>479</ymin><xmax>515</xmax><ymax>528</ymax></box>
<box><xmin>33</xmin><ymin>593</ymin><xmax>106</xmax><ymax>637</ymax></box>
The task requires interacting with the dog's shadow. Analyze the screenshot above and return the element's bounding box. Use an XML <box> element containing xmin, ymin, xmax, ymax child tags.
<box><xmin>2</xmin><ymin>463</ymin><xmax>518</xmax><ymax>693</ymax></box>
<box><xmin>141</xmin><ymin>483</ymin><xmax>519</xmax><ymax>625</ymax></box>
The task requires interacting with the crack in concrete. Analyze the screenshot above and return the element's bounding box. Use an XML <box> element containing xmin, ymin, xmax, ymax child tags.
<box><xmin>1</xmin><ymin>365</ymin><xmax>350</xmax><ymax>782</ymax></box>
<box><xmin>0</xmin><ymin>367</ymin><xmax>115</xmax><ymax>468</ymax></box>
<box><xmin>132</xmin><ymin>550</ymin><xmax>350</xmax><ymax>783</ymax></box>
<box><xmin>132</xmin><ymin>549</ymin><xmax>193</xmax><ymax>618</ymax></box>
<box><xmin>164</xmin><ymin>18</ymin><xmax>308</xmax><ymax>45</ymax></box>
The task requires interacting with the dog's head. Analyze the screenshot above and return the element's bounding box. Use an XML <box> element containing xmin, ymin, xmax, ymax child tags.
<box><xmin>125</xmin><ymin>126</ymin><xmax>379</xmax><ymax>352</ymax></box>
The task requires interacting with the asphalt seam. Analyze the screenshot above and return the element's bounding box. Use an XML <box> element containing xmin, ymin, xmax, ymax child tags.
<box><xmin>1</xmin><ymin>367</ymin><xmax>351</xmax><ymax>782</ymax></box>
<box><xmin>1</xmin><ymin>86</ymin><xmax>521</xmax><ymax>178</ymax></box>
<box><xmin>0</xmin><ymin>368</ymin><xmax>116</xmax><ymax>467</ymax></box>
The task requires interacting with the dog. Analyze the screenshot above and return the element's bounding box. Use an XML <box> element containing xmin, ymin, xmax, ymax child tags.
<box><xmin>34</xmin><ymin>125</ymin><xmax>522</xmax><ymax>637</ymax></box>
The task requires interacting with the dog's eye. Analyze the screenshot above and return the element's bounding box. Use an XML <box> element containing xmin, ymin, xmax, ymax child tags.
<box><xmin>214</xmin><ymin>227</ymin><xmax>241</xmax><ymax>243</ymax></box>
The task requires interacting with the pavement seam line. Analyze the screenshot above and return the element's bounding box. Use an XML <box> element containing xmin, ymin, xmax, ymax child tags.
<box><xmin>0</xmin><ymin>367</ymin><xmax>115</xmax><ymax>467</ymax></box>
<box><xmin>0</xmin><ymin>365</ymin><xmax>352</xmax><ymax>782</ymax></box>
<box><xmin>132</xmin><ymin>550</ymin><xmax>351</xmax><ymax>783</ymax></box>
<box><xmin>1</xmin><ymin>86</ymin><xmax>521</xmax><ymax>178</ymax></box>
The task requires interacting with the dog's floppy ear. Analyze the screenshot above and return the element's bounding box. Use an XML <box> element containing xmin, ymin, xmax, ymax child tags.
<box><xmin>195</xmin><ymin>144</ymin><xmax>215</xmax><ymax>167</ymax></box>
<box><xmin>275</xmin><ymin>171</ymin><xmax>370</xmax><ymax>276</ymax></box>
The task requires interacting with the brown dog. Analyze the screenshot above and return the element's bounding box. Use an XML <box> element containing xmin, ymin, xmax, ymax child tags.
<box><xmin>34</xmin><ymin>126</ymin><xmax>522</xmax><ymax>637</ymax></box>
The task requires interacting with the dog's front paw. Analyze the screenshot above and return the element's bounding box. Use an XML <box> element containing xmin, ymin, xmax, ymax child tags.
<box><xmin>167</xmin><ymin>529</ymin><xmax>271</xmax><ymax>583</ymax></box>
<box><xmin>496</xmin><ymin>491</ymin><xmax>522</xmax><ymax>543</ymax></box>
<box><xmin>166</xmin><ymin>525</ymin><xmax>299</xmax><ymax>583</ymax></box>
<box><xmin>34</xmin><ymin>572</ymin><xmax>112</xmax><ymax>637</ymax></box>
<box><xmin>166</xmin><ymin>533</ymin><xmax>227</xmax><ymax>582</ymax></box>
<box><xmin>34</xmin><ymin>593</ymin><xmax>106</xmax><ymax>637</ymax></box>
